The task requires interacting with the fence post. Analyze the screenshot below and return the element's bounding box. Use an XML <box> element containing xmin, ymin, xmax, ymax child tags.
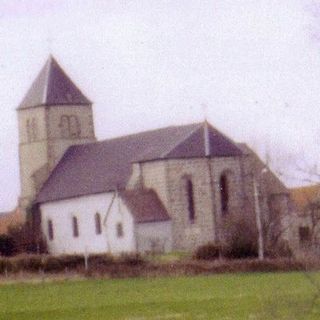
<box><xmin>84</xmin><ymin>248</ymin><xmax>89</xmax><ymax>272</ymax></box>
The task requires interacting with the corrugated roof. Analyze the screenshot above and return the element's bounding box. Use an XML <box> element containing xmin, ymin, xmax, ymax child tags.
<box><xmin>290</xmin><ymin>185</ymin><xmax>320</xmax><ymax>211</ymax></box>
<box><xmin>36</xmin><ymin>122</ymin><xmax>242</xmax><ymax>203</ymax></box>
<box><xmin>120</xmin><ymin>189</ymin><xmax>170</xmax><ymax>223</ymax></box>
<box><xmin>18</xmin><ymin>56</ymin><xmax>91</xmax><ymax>109</ymax></box>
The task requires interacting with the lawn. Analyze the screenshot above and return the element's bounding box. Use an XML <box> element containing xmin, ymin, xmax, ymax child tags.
<box><xmin>0</xmin><ymin>272</ymin><xmax>320</xmax><ymax>320</ymax></box>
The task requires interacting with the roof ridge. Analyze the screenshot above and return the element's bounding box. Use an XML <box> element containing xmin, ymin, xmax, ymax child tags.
<box><xmin>160</xmin><ymin>123</ymin><xmax>203</xmax><ymax>158</ymax></box>
<box><xmin>42</xmin><ymin>58</ymin><xmax>51</xmax><ymax>104</ymax></box>
<box><xmin>207</xmin><ymin>122</ymin><xmax>243</xmax><ymax>153</ymax></box>
<box><xmin>93</xmin><ymin>122</ymin><xmax>202</xmax><ymax>144</ymax></box>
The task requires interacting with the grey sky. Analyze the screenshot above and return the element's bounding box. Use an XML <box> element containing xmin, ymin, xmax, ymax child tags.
<box><xmin>1</xmin><ymin>0</ymin><xmax>320</xmax><ymax>211</ymax></box>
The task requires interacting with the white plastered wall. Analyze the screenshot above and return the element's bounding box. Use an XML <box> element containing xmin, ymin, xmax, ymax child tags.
<box><xmin>135</xmin><ymin>221</ymin><xmax>172</xmax><ymax>254</ymax></box>
<box><xmin>40</xmin><ymin>192</ymin><xmax>136</xmax><ymax>255</ymax></box>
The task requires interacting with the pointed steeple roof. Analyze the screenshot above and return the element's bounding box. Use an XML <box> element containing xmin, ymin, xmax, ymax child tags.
<box><xmin>18</xmin><ymin>56</ymin><xmax>91</xmax><ymax>109</ymax></box>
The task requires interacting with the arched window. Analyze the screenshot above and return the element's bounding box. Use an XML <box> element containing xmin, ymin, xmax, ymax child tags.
<box><xmin>72</xmin><ymin>216</ymin><xmax>79</xmax><ymax>237</ymax></box>
<box><xmin>31</xmin><ymin>118</ymin><xmax>38</xmax><ymax>141</ymax></box>
<box><xmin>26</xmin><ymin>118</ymin><xmax>37</xmax><ymax>142</ymax></box>
<box><xmin>69</xmin><ymin>115</ymin><xmax>81</xmax><ymax>138</ymax></box>
<box><xmin>26</xmin><ymin>119</ymin><xmax>32</xmax><ymax>142</ymax></box>
<box><xmin>219</xmin><ymin>173</ymin><xmax>229</xmax><ymax>214</ymax></box>
<box><xmin>47</xmin><ymin>219</ymin><xmax>54</xmax><ymax>241</ymax></box>
<box><xmin>95</xmin><ymin>213</ymin><xmax>102</xmax><ymax>235</ymax></box>
<box><xmin>186</xmin><ymin>179</ymin><xmax>195</xmax><ymax>222</ymax></box>
<box><xmin>116</xmin><ymin>223</ymin><xmax>124</xmax><ymax>238</ymax></box>
<box><xmin>59</xmin><ymin>115</ymin><xmax>81</xmax><ymax>138</ymax></box>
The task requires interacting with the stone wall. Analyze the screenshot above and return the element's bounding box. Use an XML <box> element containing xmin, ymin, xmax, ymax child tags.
<box><xmin>139</xmin><ymin>156</ymin><xmax>247</xmax><ymax>251</ymax></box>
<box><xmin>137</xmin><ymin>153</ymin><xmax>289</xmax><ymax>253</ymax></box>
<box><xmin>18</xmin><ymin>107</ymin><xmax>48</xmax><ymax>205</ymax></box>
<box><xmin>18</xmin><ymin>104</ymin><xmax>96</xmax><ymax>211</ymax></box>
<box><xmin>46</xmin><ymin>105</ymin><xmax>96</xmax><ymax>170</ymax></box>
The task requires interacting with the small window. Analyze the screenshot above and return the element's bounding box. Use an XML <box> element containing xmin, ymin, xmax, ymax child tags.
<box><xmin>219</xmin><ymin>173</ymin><xmax>229</xmax><ymax>214</ymax></box>
<box><xmin>48</xmin><ymin>220</ymin><xmax>54</xmax><ymax>241</ymax></box>
<box><xmin>95</xmin><ymin>213</ymin><xmax>102</xmax><ymax>235</ymax></box>
<box><xmin>299</xmin><ymin>226</ymin><xmax>311</xmax><ymax>244</ymax></box>
<box><xmin>72</xmin><ymin>216</ymin><xmax>79</xmax><ymax>238</ymax></box>
<box><xmin>31</xmin><ymin>118</ymin><xmax>38</xmax><ymax>141</ymax></box>
<box><xmin>186</xmin><ymin>179</ymin><xmax>195</xmax><ymax>222</ymax></box>
<box><xmin>26</xmin><ymin>119</ymin><xmax>31</xmax><ymax>142</ymax></box>
<box><xmin>26</xmin><ymin>118</ymin><xmax>37</xmax><ymax>142</ymax></box>
<box><xmin>116</xmin><ymin>223</ymin><xmax>124</xmax><ymax>238</ymax></box>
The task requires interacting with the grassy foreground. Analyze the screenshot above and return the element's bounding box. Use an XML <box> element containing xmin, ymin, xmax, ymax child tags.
<box><xmin>0</xmin><ymin>272</ymin><xmax>320</xmax><ymax>320</ymax></box>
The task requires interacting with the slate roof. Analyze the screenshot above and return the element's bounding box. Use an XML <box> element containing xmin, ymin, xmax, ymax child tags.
<box><xmin>120</xmin><ymin>189</ymin><xmax>170</xmax><ymax>223</ymax></box>
<box><xmin>36</xmin><ymin>122</ymin><xmax>243</xmax><ymax>203</ymax></box>
<box><xmin>18</xmin><ymin>56</ymin><xmax>91</xmax><ymax>109</ymax></box>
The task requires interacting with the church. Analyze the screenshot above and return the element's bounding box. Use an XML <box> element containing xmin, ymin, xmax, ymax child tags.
<box><xmin>17</xmin><ymin>56</ymin><xmax>291</xmax><ymax>256</ymax></box>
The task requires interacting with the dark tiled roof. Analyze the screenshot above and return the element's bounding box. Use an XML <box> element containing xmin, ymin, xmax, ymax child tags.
<box><xmin>36</xmin><ymin>122</ymin><xmax>242</xmax><ymax>203</ymax></box>
<box><xmin>120</xmin><ymin>189</ymin><xmax>170</xmax><ymax>223</ymax></box>
<box><xmin>18</xmin><ymin>56</ymin><xmax>91</xmax><ymax>109</ymax></box>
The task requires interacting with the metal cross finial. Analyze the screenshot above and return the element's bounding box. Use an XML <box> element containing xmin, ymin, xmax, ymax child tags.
<box><xmin>46</xmin><ymin>26</ymin><xmax>54</xmax><ymax>56</ymax></box>
<box><xmin>201</xmin><ymin>103</ymin><xmax>210</xmax><ymax>156</ymax></box>
<box><xmin>201</xmin><ymin>103</ymin><xmax>208</xmax><ymax>122</ymax></box>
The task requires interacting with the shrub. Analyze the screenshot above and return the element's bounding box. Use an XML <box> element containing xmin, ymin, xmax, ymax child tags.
<box><xmin>43</xmin><ymin>256</ymin><xmax>63</xmax><ymax>272</ymax></box>
<box><xmin>89</xmin><ymin>254</ymin><xmax>114</xmax><ymax>267</ymax></box>
<box><xmin>0</xmin><ymin>258</ymin><xmax>12</xmax><ymax>273</ymax></box>
<box><xmin>221</xmin><ymin>215</ymin><xmax>258</xmax><ymax>259</ymax></box>
<box><xmin>7</xmin><ymin>223</ymin><xmax>47</xmax><ymax>255</ymax></box>
<box><xmin>14</xmin><ymin>255</ymin><xmax>43</xmax><ymax>272</ymax></box>
<box><xmin>193</xmin><ymin>243</ymin><xmax>221</xmax><ymax>260</ymax></box>
<box><xmin>118</xmin><ymin>253</ymin><xmax>145</xmax><ymax>266</ymax></box>
<box><xmin>58</xmin><ymin>255</ymin><xmax>85</xmax><ymax>269</ymax></box>
<box><xmin>224</xmin><ymin>236</ymin><xmax>257</xmax><ymax>259</ymax></box>
<box><xmin>0</xmin><ymin>234</ymin><xmax>15</xmax><ymax>256</ymax></box>
<box><xmin>265</xmin><ymin>241</ymin><xmax>293</xmax><ymax>259</ymax></box>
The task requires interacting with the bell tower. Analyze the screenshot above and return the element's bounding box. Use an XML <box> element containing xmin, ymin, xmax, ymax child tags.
<box><xmin>17</xmin><ymin>56</ymin><xmax>96</xmax><ymax>211</ymax></box>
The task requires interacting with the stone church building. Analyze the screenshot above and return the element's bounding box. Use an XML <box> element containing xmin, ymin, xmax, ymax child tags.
<box><xmin>17</xmin><ymin>56</ymin><xmax>290</xmax><ymax>255</ymax></box>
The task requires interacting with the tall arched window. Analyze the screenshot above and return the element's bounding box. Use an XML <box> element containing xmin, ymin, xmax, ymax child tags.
<box><xmin>116</xmin><ymin>223</ymin><xmax>124</xmax><ymax>238</ymax></box>
<box><xmin>95</xmin><ymin>213</ymin><xmax>102</xmax><ymax>235</ymax></box>
<box><xmin>186</xmin><ymin>179</ymin><xmax>195</xmax><ymax>222</ymax></box>
<box><xmin>72</xmin><ymin>216</ymin><xmax>79</xmax><ymax>237</ymax></box>
<box><xmin>219</xmin><ymin>173</ymin><xmax>229</xmax><ymax>214</ymax></box>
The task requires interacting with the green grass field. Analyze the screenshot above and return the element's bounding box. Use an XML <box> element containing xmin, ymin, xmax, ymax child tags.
<box><xmin>0</xmin><ymin>272</ymin><xmax>319</xmax><ymax>320</ymax></box>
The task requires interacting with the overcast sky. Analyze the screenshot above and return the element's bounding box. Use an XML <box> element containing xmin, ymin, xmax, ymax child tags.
<box><xmin>1</xmin><ymin>0</ymin><xmax>320</xmax><ymax>211</ymax></box>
